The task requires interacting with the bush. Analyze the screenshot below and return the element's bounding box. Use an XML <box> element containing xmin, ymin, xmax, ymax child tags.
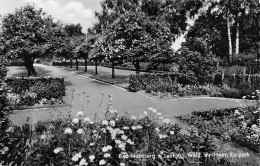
<box><xmin>176</xmin><ymin>105</ymin><xmax>260</xmax><ymax>153</ymax></box>
<box><xmin>1</xmin><ymin>106</ymin><xmax>234</xmax><ymax>166</ymax></box>
<box><xmin>29</xmin><ymin>81</ymin><xmax>65</xmax><ymax>100</ymax></box>
<box><xmin>6</xmin><ymin>77</ymin><xmax>65</xmax><ymax>106</ymax></box>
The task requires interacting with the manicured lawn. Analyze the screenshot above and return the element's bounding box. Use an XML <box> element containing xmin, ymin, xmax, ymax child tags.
<box><xmin>57</xmin><ymin>65</ymin><xmax>147</xmax><ymax>88</ymax></box>
<box><xmin>6</xmin><ymin>65</ymin><xmax>53</xmax><ymax>77</ymax></box>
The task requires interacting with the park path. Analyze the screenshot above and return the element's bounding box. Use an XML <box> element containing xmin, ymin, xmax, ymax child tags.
<box><xmin>15</xmin><ymin>64</ymin><xmax>245</xmax><ymax>123</ymax></box>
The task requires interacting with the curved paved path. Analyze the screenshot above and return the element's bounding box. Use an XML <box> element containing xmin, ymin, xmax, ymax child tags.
<box><xmin>9</xmin><ymin>64</ymin><xmax>246</xmax><ymax>125</ymax></box>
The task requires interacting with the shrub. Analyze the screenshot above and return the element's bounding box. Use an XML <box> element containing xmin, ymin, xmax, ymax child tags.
<box><xmin>29</xmin><ymin>81</ymin><xmax>65</xmax><ymax>100</ymax></box>
<box><xmin>6</xmin><ymin>77</ymin><xmax>65</xmax><ymax>104</ymax></box>
<box><xmin>176</xmin><ymin>105</ymin><xmax>260</xmax><ymax>153</ymax></box>
<box><xmin>1</xmin><ymin>106</ymin><xmax>233</xmax><ymax>166</ymax></box>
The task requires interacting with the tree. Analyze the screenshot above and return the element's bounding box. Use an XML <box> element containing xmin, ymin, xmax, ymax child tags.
<box><xmin>1</xmin><ymin>5</ymin><xmax>63</xmax><ymax>76</ymax></box>
<box><xmin>76</xmin><ymin>35</ymin><xmax>96</xmax><ymax>72</ymax></box>
<box><xmin>64</xmin><ymin>23</ymin><xmax>85</xmax><ymax>37</ymax></box>
<box><xmin>186</xmin><ymin>0</ymin><xmax>260</xmax><ymax>66</ymax></box>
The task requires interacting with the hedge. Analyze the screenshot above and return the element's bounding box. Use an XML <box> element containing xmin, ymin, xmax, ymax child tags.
<box><xmin>129</xmin><ymin>73</ymin><xmax>260</xmax><ymax>92</ymax></box>
<box><xmin>6</xmin><ymin>77</ymin><xmax>65</xmax><ymax>100</ymax></box>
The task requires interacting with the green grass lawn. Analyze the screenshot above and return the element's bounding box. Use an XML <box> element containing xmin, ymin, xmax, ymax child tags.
<box><xmin>59</xmin><ymin>66</ymin><xmax>131</xmax><ymax>88</ymax></box>
<box><xmin>7</xmin><ymin>65</ymin><xmax>53</xmax><ymax>77</ymax></box>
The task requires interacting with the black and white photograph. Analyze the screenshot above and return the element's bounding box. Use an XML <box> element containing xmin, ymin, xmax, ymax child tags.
<box><xmin>1</xmin><ymin>0</ymin><xmax>260</xmax><ymax>165</ymax></box>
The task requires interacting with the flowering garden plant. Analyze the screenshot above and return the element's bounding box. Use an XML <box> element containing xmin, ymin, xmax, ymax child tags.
<box><xmin>1</xmin><ymin>97</ymin><xmax>236</xmax><ymax>166</ymax></box>
<box><xmin>176</xmin><ymin>93</ymin><xmax>260</xmax><ymax>153</ymax></box>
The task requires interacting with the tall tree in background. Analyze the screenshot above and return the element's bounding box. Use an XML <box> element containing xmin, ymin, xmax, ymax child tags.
<box><xmin>1</xmin><ymin>5</ymin><xmax>63</xmax><ymax>76</ymax></box>
<box><xmin>186</xmin><ymin>0</ymin><xmax>260</xmax><ymax>66</ymax></box>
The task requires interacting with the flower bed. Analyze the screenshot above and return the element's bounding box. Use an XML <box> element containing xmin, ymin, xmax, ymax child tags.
<box><xmin>128</xmin><ymin>73</ymin><xmax>257</xmax><ymax>99</ymax></box>
<box><xmin>176</xmin><ymin>104</ymin><xmax>260</xmax><ymax>153</ymax></box>
<box><xmin>1</xmin><ymin>104</ymin><xmax>237</xmax><ymax>166</ymax></box>
<box><xmin>5</xmin><ymin>77</ymin><xmax>65</xmax><ymax>107</ymax></box>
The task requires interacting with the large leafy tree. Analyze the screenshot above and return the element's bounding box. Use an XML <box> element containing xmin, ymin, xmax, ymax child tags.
<box><xmin>187</xmin><ymin>0</ymin><xmax>260</xmax><ymax>66</ymax></box>
<box><xmin>1</xmin><ymin>5</ymin><xmax>63</xmax><ymax>76</ymax></box>
<box><xmin>76</xmin><ymin>34</ymin><xmax>96</xmax><ymax>72</ymax></box>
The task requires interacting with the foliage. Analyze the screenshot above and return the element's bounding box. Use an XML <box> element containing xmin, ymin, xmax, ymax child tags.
<box><xmin>5</xmin><ymin>77</ymin><xmax>65</xmax><ymax>107</ymax></box>
<box><xmin>1</xmin><ymin>104</ymin><xmax>238</xmax><ymax>165</ymax></box>
<box><xmin>175</xmin><ymin>47</ymin><xmax>218</xmax><ymax>85</ymax></box>
<box><xmin>186</xmin><ymin>0</ymin><xmax>260</xmax><ymax>64</ymax></box>
<box><xmin>176</xmin><ymin>101</ymin><xmax>260</xmax><ymax>153</ymax></box>
<box><xmin>1</xmin><ymin>5</ymin><xmax>65</xmax><ymax>76</ymax></box>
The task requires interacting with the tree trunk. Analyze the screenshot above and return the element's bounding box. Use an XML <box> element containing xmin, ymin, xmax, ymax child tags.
<box><xmin>70</xmin><ymin>59</ymin><xmax>72</xmax><ymax>68</ymax></box>
<box><xmin>65</xmin><ymin>59</ymin><xmax>67</xmax><ymax>67</ymax></box>
<box><xmin>136</xmin><ymin>59</ymin><xmax>140</xmax><ymax>74</ymax></box>
<box><xmin>76</xmin><ymin>58</ymin><xmax>79</xmax><ymax>70</ymax></box>
<box><xmin>235</xmin><ymin>20</ymin><xmax>239</xmax><ymax>55</ymax></box>
<box><xmin>84</xmin><ymin>57</ymin><xmax>87</xmax><ymax>72</ymax></box>
<box><xmin>25</xmin><ymin>60</ymin><xmax>35</xmax><ymax>77</ymax></box>
<box><xmin>227</xmin><ymin>16</ymin><xmax>233</xmax><ymax>65</ymax></box>
<box><xmin>95</xmin><ymin>58</ymin><xmax>98</xmax><ymax>75</ymax></box>
<box><xmin>112</xmin><ymin>58</ymin><xmax>115</xmax><ymax>78</ymax></box>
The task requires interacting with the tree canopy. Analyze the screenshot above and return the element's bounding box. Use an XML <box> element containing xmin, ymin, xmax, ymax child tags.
<box><xmin>1</xmin><ymin>5</ymin><xmax>64</xmax><ymax>76</ymax></box>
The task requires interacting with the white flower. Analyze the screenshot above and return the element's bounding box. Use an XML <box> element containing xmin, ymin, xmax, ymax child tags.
<box><xmin>77</xmin><ymin>111</ymin><xmax>84</xmax><ymax>116</ymax></box>
<box><xmin>115</xmin><ymin>139</ymin><xmax>122</xmax><ymax>145</ymax></box>
<box><xmin>159</xmin><ymin>134</ymin><xmax>167</xmax><ymax>139</ymax></box>
<box><xmin>107</xmin><ymin>145</ymin><xmax>112</xmax><ymax>150</ymax></box>
<box><xmin>89</xmin><ymin>155</ymin><xmax>95</xmax><ymax>162</ymax></box>
<box><xmin>40</xmin><ymin>134</ymin><xmax>46</xmax><ymax>139</ymax></box>
<box><xmin>77</xmin><ymin>128</ymin><xmax>84</xmax><ymax>134</ymax></box>
<box><xmin>123</xmin><ymin>126</ymin><xmax>129</xmax><ymax>130</ymax></box>
<box><xmin>110</xmin><ymin>109</ymin><xmax>117</xmax><ymax>114</ymax></box>
<box><xmin>131</xmin><ymin>126</ymin><xmax>137</xmax><ymax>130</ymax></box>
<box><xmin>121</xmin><ymin>135</ymin><xmax>128</xmax><ymax>140</ymax></box>
<box><xmin>136</xmin><ymin>125</ymin><xmax>143</xmax><ymax>129</ymax></box>
<box><xmin>120</xmin><ymin>163</ymin><xmax>125</xmax><ymax>166</ymax></box>
<box><xmin>234</xmin><ymin>110</ymin><xmax>240</xmax><ymax>115</ymax></box>
<box><xmin>127</xmin><ymin>139</ymin><xmax>134</xmax><ymax>145</ymax></box>
<box><xmin>242</xmin><ymin>96</ymin><xmax>246</xmax><ymax>99</ymax></box>
<box><xmin>64</xmin><ymin>128</ymin><xmax>73</xmax><ymax>134</ymax></box>
<box><xmin>54</xmin><ymin>147</ymin><xmax>63</xmax><ymax>154</ymax></box>
<box><xmin>131</xmin><ymin>116</ymin><xmax>137</xmax><ymax>120</ymax></box>
<box><xmin>155</xmin><ymin>127</ymin><xmax>160</xmax><ymax>132</ymax></box>
<box><xmin>251</xmin><ymin>124</ymin><xmax>257</xmax><ymax>129</ymax></box>
<box><xmin>163</xmin><ymin>118</ymin><xmax>170</xmax><ymax>124</ymax></box>
<box><xmin>118</xmin><ymin>143</ymin><xmax>126</xmax><ymax>150</ymax></box>
<box><xmin>89</xmin><ymin>142</ymin><xmax>95</xmax><ymax>146</ymax></box>
<box><xmin>89</xmin><ymin>121</ymin><xmax>94</xmax><ymax>124</ymax></box>
<box><xmin>99</xmin><ymin>159</ymin><xmax>106</xmax><ymax>165</ymax></box>
<box><xmin>84</xmin><ymin>117</ymin><xmax>90</xmax><ymax>122</ymax></box>
<box><xmin>170</xmin><ymin>131</ymin><xmax>175</xmax><ymax>135</ymax></box>
<box><xmin>72</xmin><ymin>152</ymin><xmax>82</xmax><ymax>162</ymax></box>
<box><xmin>101</xmin><ymin>128</ymin><xmax>107</xmax><ymax>133</ymax></box>
<box><xmin>157</xmin><ymin>112</ymin><xmax>162</xmax><ymax>116</ymax></box>
<box><xmin>143</xmin><ymin>111</ymin><xmax>148</xmax><ymax>115</ymax></box>
<box><xmin>238</xmin><ymin>115</ymin><xmax>244</xmax><ymax>119</ymax></box>
<box><xmin>102</xmin><ymin>146</ymin><xmax>109</xmax><ymax>153</ymax></box>
<box><xmin>110</xmin><ymin>120</ymin><xmax>115</xmax><ymax>126</ymax></box>
<box><xmin>152</xmin><ymin>108</ymin><xmax>157</xmax><ymax>113</ymax></box>
<box><xmin>159</xmin><ymin>116</ymin><xmax>164</xmax><ymax>120</ymax></box>
<box><xmin>79</xmin><ymin>158</ymin><xmax>88</xmax><ymax>166</ymax></box>
<box><xmin>102</xmin><ymin>120</ymin><xmax>109</xmax><ymax>125</ymax></box>
<box><xmin>104</xmin><ymin>153</ymin><xmax>111</xmax><ymax>158</ymax></box>
<box><xmin>72</xmin><ymin>118</ymin><xmax>79</xmax><ymax>124</ymax></box>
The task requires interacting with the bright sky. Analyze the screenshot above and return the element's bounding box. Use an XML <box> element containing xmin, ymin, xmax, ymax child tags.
<box><xmin>0</xmin><ymin>0</ymin><xmax>190</xmax><ymax>51</ymax></box>
<box><xmin>0</xmin><ymin>0</ymin><xmax>102</xmax><ymax>33</ymax></box>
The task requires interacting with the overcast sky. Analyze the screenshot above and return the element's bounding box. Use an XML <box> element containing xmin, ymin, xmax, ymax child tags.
<box><xmin>0</xmin><ymin>0</ymin><xmax>102</xmax><ymax>33</ymax></box>
<box><xmin>0</xmin><ymin>0</ymin><xmax>187</xmax><ymax>51</ymax></box>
